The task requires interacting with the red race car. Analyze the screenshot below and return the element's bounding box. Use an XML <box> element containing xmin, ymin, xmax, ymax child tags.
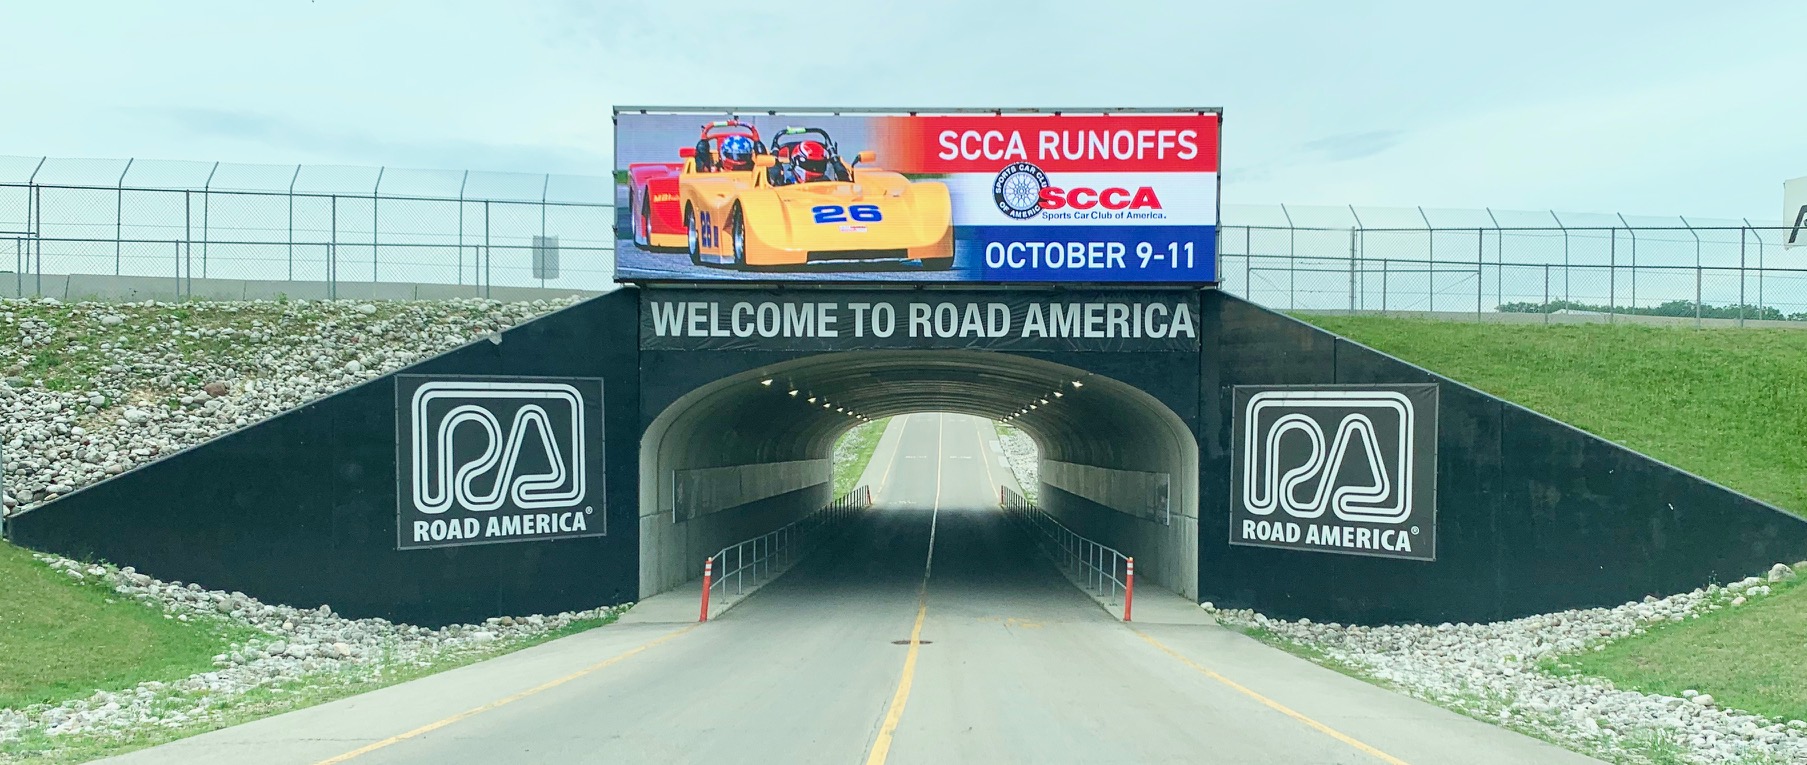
<box><xmin>626</xmin><ymin>120</ymin><xmax>767</xmax><ymax>252</ymax></box>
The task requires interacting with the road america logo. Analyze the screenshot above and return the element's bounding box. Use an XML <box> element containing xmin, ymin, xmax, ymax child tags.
<box><xmin>1229</xmin><ymin>385</ymin><xmax>1439</xmax><ymax>562</ymax></box>
<box><xmin>993</xmin><ymin>162</ymin><xmax>1050</xmax><ymax>219</ymax></box>
<box><xmin>396</xmin><ymin>376</ymin><xmax>605</xmax><ymax>550</ymax></box>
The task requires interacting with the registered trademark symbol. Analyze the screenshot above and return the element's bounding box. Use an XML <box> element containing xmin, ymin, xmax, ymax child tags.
<box><xmin>1411</xmin><ymin>526</ymin><xmax>1420</xmax><ymax>535</ymax></box>
<box><xmin>585</xmin><ymin>507</ymin><xmax>594</xmax><ymax>514</ymax></box>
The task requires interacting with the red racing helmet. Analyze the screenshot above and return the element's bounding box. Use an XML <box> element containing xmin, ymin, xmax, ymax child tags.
<box><xmin>790</xmin><ymin>140</ymin><xmax>830</xmax><ymax>182</ymax></box>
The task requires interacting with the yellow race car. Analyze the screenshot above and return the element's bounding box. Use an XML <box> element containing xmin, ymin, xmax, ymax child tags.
<box><xmin>680</xmin><ymin>126</ymin><xmax>953</xmax><ymax>269</ymax></box>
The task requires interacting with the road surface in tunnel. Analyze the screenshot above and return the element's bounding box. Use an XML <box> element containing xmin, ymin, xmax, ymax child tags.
<box><xmin>102</xmin><ymin>414</ymin><xmax>1600</xmax><ymax>765</ymax></box>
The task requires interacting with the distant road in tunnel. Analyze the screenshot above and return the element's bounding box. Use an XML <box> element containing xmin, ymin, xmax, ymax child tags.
<box><xmin>104</xmin><ymin>414</ymin><xmax>1600</xmax><ymax>765</ymax></box>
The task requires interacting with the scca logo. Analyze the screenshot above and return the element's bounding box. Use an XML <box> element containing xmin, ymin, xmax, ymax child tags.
<box><xmin>1040</xmin><ymin>186</ymin><xmax>1162</xmax><ymax>211</ymax></box>
<box><xmin>992</xmin><ymin>161</ymin><xmax>1164</xmax><ymax>218</ymax></box>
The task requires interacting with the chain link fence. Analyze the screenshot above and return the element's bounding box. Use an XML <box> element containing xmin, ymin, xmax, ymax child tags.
<box><xmin>1217</xmin><ymin>205</ymin><xmax>1804</xmax><ymax>325</ymax></box>
<box><xmin>0</xmin><ymin>155</ymin><xmax>615</xmax><ymax>299</ymax></box>
<box><xmin>3</xmin><ymin>156</ymin><xmax>1798</xmax><ymax>320</ymax></box>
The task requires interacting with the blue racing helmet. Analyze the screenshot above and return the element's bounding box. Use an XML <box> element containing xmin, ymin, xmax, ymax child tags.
<box><xmin>718</xmin><ymin>135</ymin><xmax>756</xmax><ymax>171</ymax></box>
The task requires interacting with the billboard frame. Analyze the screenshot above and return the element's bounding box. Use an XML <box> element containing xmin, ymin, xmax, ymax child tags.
<box><xmin>611</xmin><ymin>106</ymin><xmax>1225</xmax><ymax>288</ymax></box>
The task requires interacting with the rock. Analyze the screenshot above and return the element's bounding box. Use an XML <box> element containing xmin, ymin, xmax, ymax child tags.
<box><xmin>355</xmin><ymin>303</ymin><xmax>377</xmax><ymax>315</ymax></box>
<box><xmin>1683</xmin><ymin>689</ymin><xmax>1699</xmax><ymax>698</ymax></box>
<box><xmin>123</xmin><ymin>408</ymin><xmax>150</xmax><ymax>424</ymax></box>
<box><xmin>100</xmin><ymin>315</ymin><xmax>124</xmax><ymax>326</ymax></box>
<box><xmin>1767</xmin><ymin>563</ymin><xmax>1795</xmax><ymax>582</ymax></box>
<box><xmin>1690</xmin><ymin>694</ymin><xmax>1715</xmax><ymax>707</ymax></box>
<box><xmin>202</xmin><ymin>382</ymin><xmax>229</xmax><ymax>397</ymax></box>
<box><xmin>266</xmin><ymin>640</ymin><xmax>288</xmax><ymax>656</ymax></box>
<box><xmin>3</xmin><ymin>377</ymin><xmax>25</xmax><ymax>389</ymax></box>
<box><xmin>345</xmin><ymin>360</ymin><xmax>363</xmax><ymax>374</ymax></box>
<box><xmin>331</xmin><ymin>642</ymin><xmax>353</xmax><ymax>659</ymax></box>
<box><xmin>1731</xmin><ymin>596</ymin><xmax>1747</xmax><ymax>606</ymax></box>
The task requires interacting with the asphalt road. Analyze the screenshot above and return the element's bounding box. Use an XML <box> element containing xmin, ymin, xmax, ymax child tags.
<box><xmin>105</xmin><ymin>413</ymin><xmax>1601</xmax><ymax>765</ymax></box>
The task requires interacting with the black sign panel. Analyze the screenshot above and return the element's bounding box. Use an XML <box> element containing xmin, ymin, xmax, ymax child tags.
<box><xmin>1229</xmin><ymin>384</ymin><xmax>1439</xmax><ymax>561</ymax></box>
<box><xmin>639</xmin><ymin>289</ymin><xmax>1201</xmax><ymax>352</ymax></box>
<box><xmin>395</xmin><ymin>375</ymin><xmax>606</xmax><ymax>550</ymax></box>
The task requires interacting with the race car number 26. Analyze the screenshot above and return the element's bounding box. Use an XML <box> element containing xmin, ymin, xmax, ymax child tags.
<box><xmin>812</xmin><ymin>205</ymin><xmax>882</xmax><ymax>224</ymax></box>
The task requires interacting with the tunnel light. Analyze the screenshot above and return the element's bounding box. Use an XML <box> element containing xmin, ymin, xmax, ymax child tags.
<box><xmin>760</xmin><ymin>378</ymin><xmax>773</xmax><ymax>386</ymax></box>
<box><xmin>788</xmin><ymin>389</ymin><xmax>799</xmax><ymax>397</ymax></box>
<box><xmin>824</xmin><ymin>403</ymin><xmax>833</xmax><ymax>409</ymax></box>
<box><xmin>1039</xmin><ymin>398</ymin><xmax>1049</xmax><ymax>405</ymax></box>
<box><xmin>1029</xmin><ymin>404</ymin><xmax>1038</xmax><ymax>410</ymax></box>
<box><xmin>808</xmin><ymin>396</ymin><xmax>817</xmax><ymax>403</ymax></box>
<box><xmin>1071</xmin><ymin>380</ymin><xmax>1084</xmax><ymax>388</ymax></box>
<box><xmin>1053</xmin><ymin>391</ymin><xmax>1064</xmax><ymax>398</ymax></box>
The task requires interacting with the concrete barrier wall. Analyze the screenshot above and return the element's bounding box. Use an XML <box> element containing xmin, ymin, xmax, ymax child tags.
<box><xmin>672</xmin><ymin>460</ymin><xmax>830</xmax><ymax>520</ymax></box>
<box><xmin>1040</xmin><ymin>484</ymin><xmax>1199</xmax><ymax>600</ymax></box>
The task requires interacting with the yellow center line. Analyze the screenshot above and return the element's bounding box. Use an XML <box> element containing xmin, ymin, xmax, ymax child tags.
<box><xmin>312</xmin><ymin>624</ymin><xmax>698</xmax><ymax>765</ymax></box>
<box><xmin>1133</xmin><ymin>630</ymin><xmax>1412</xmax><ymax>765</ymax></box>
<box><xmin>864</xmin><ymin>414</ymin><xmax>945</xmax><ymax>765</ymax></box>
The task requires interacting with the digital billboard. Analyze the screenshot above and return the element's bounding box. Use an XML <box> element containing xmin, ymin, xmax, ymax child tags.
<box><xmin>613</xmin><ymin>108</ymin><xmax>1221</xmax><ymax>284</ymax></box>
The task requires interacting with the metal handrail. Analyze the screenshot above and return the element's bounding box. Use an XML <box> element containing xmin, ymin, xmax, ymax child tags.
<box><xmin>699</xmin><ymin>485</ymin><xmax>872</xmax><ymax>621</ymax></box>
<box><xmin>1000</xmin><ymin>487</ymin><xmax>1135</xmax><ymax>620</ymax></box>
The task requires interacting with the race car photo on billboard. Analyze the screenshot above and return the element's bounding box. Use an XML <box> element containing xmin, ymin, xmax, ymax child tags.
<box><xmin>613</xmin><ymin>108</ymin><xmax>1221</xmax><ymax>284</ymax></box>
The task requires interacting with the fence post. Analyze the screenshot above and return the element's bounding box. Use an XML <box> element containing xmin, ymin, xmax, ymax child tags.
<box><xmin>373</xmin><ymin>167</ymin><xmax>385</xmax><ymax>284</ymax></box>
<box><xmin>1280</xmin><ymin>204</ymin><xmax>1296</xmax><ymax>310</ymax></box>
<box><xmin>183</xmin><ymin>190</ymin><xmax>191</xmax><ymax>299</ymax></box>
<box><xmin>1551</xmin><ymin>210</ymin><xmax>1569</xmax><ymax>304</ymax></box>
<box><xmin>1419</xmin><ymin>206</ymin><xmax>1435</xmax><ymax>313</ymax></box>
<box><xmin>457</xmin><ymin>170</ymin><xmax>468</xmax><ymax>289</ymax></box>
<box><xmin>1487</xmin><ymin>208</ymin><xmax>1503</xmax><ymax>316</ymax></box>
<box><xmin>114</xmin><ymin>158</ymin><xmax>132</xmax><ymax>276</ymax></box>
<box><xmin>287</xmin><ymin>165</ymin><xmax>301</xmax><ymax>282</ymax></box>
<box><xmin>1608</xmin><ymin>227</ymin><xmax>1617</xmax><ymax>323</ymax></box>
<box><xmin>1475</xmin><ymin>227</ymin><xmax>1483</xmax><ymax>321</ymax></box>
<box><xmin>1618</xmin><ymin>213</ymin><xmax>1637</xmax><ymax>314</ymax></box>
<box><xmin>201</xmin><ymin>161</ymin><xmax>218</xmax><ymax>280</ymax></box>
<box><xmin>1543</xmin><ymin>265</ymin><xmax>1550</xmax><ymax>325</ymax></box>
<box><xmin>1349</xmin><ymin>227</ymin><xmax>1358</xmax><ymax>311</ymax></box>
<box><xmin>1747</xmin><ymin>219</ymin><xmax>1766</xmax><ymax>319</ymax></box>
<box><xmin>330</xmin><ymin>195</ymin><xmax>339</xmax><ymax>301</ymax></box>
<box><xmin>484</xmin><ymin>200</ymin><xmax>492</xmax><ymax>300</ymax></box>
<box><xmin>1739</xmin><ymin>225</ymin><xmax>1747</xmax><ymax>327</ymax></box>
<box><xmin>1681</xmin><ymin>216</ymin><xmax>1700</xmax><ymax>327</ymax></box>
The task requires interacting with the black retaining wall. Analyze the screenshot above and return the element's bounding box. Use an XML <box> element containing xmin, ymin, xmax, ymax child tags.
<box><xmin>8</xmin><ymin>291</ymin><xmax>644</xmax><ymax>627</ymax></box>
<box><xmin>1198</xmin><ymin>291</ymin><xmax>1807</xmax><ymax>625</ymax></box>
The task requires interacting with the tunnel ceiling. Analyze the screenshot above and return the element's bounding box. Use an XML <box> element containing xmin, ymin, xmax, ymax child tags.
<box><xmin>644</xmin><ymin>350</ymin><xmax>1197</xmax><ymax>471</ymax></box>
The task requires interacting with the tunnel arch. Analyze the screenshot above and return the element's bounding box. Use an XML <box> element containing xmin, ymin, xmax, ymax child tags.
<box><xmin>638</xmin><ymin>349</ymin><xmax>1199</xmax><ymax>600</ymax></box>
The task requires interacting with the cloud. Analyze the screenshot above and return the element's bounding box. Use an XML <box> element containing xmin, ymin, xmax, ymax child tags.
<box><xmin>1298</xmin><ymin>130</ymin><xmax>1404</xmax><ymax>163</ymax></box>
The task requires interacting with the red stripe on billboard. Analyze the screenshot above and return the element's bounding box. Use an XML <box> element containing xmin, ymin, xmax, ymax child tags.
<box><xmin>876</xmin><ymin>114</ymin><xmax>1219</xmax><ymax>174</ymax></box>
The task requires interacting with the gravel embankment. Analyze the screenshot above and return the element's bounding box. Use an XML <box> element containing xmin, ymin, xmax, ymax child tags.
<box><xmin>0</xmin><ymin>296</ymin><xmax>578</xmax><ymax>514</ymax></box>
<box><xmin>1212</xmin><ymin>564</ymin><xmax>1807</xmax><ymax>764</ymax></box>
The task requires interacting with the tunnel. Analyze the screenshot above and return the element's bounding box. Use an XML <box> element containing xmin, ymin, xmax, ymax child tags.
<box><xmin>637</xmin><ymin>349</ymin><xmax>1200</xmax><ymax>604</ymax></box>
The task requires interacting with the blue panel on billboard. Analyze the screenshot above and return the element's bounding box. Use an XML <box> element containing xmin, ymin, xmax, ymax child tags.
<box><xmin>613</xmin><ymin>108</ymin><xmax>1222</xmax><ymax>285</ymax></box>
<box><xmin>962</xmin><ymin>225</ymin><xmax>1217</xmax><ymax>282</ymax></box>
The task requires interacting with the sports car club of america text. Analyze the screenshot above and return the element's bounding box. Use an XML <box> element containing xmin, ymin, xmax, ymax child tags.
<box><xmin>891</xmin><ymin>113</ymin><xmax>1220</xmax><ymax>282</ymax></box>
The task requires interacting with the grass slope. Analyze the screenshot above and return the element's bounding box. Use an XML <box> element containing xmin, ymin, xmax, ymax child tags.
<box><xmin>1301</xmin><ymin>317</ymin><xmax>1807</xmax><ymax>514</ymax></box>
<box><xmin>832</xmin><ymin>418</ymin><xmax>890</xmax><ymax>498</ymax></box>
<box><xmin>0</xmin><ymin>541</ymin><xmax>248</xmax><ymax>710</ymax></box>
<box><xmin>1556</xmin><ymin>578</ymin><xmax>1807</xmax><ymax>724</ymax></box>
<box><xmin>1301</xmin><ymin>315</ymin><xmax>1807</xmax><ymax>729</ymax></box>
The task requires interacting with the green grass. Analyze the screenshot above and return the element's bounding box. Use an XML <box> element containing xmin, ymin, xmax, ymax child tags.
<box><xmin>832</xmin><ymin>418</ymin><xmax>890</xmax><ymax>498</ymax></box>
<box><xmin>0</xmin><ymin>541</ymin><xmax>253</xmax><ymax>710</ymax></box>
<box><xmin>1300</xmin><ymin>317</ymin><xmax>1807</xmax><ymax>514</ymax></box>
<box><xmin>1551</xmin><ymin>578</ymin><xmax>1807</xmax><ymax>723</ymax></box>
<box><xmin>1</xmin><ymin>605</ymin><xmax>621</xmax><ymax>764</ymax></box>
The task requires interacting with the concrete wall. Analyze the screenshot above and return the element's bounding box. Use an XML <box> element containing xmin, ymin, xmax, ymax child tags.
<box><xmin>637</xmin><ymin>456</ymin><xmax>832</xmax><ymax>598</ymax></box>
<box><xmin>1040</xmin><ymin>460</ymin><xmax>1197</xmax><ymax>598</ymax></box>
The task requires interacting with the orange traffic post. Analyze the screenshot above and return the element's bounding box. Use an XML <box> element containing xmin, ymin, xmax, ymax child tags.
<box><xmin>1123</xmin><ymin>557</ymin><xmax>1135</xmax><ymax>622</ymax></box>
<box><xmin>699</xmin><ymin>557</ymin><xmax>714</xmax><ymax>622</ymax></box>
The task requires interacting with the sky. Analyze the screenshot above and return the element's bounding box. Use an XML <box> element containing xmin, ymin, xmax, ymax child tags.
<box><xmin>0</xmin><ymin>0</ymin><xmax>1801</xmax><ymax>221</ymax></box>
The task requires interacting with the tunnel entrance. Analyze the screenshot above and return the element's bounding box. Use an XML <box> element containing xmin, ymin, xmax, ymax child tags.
<box><xmin>636</xmin><ymin>331</ymin><xmax>1202</xmax><ymax>604</ymax></box>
